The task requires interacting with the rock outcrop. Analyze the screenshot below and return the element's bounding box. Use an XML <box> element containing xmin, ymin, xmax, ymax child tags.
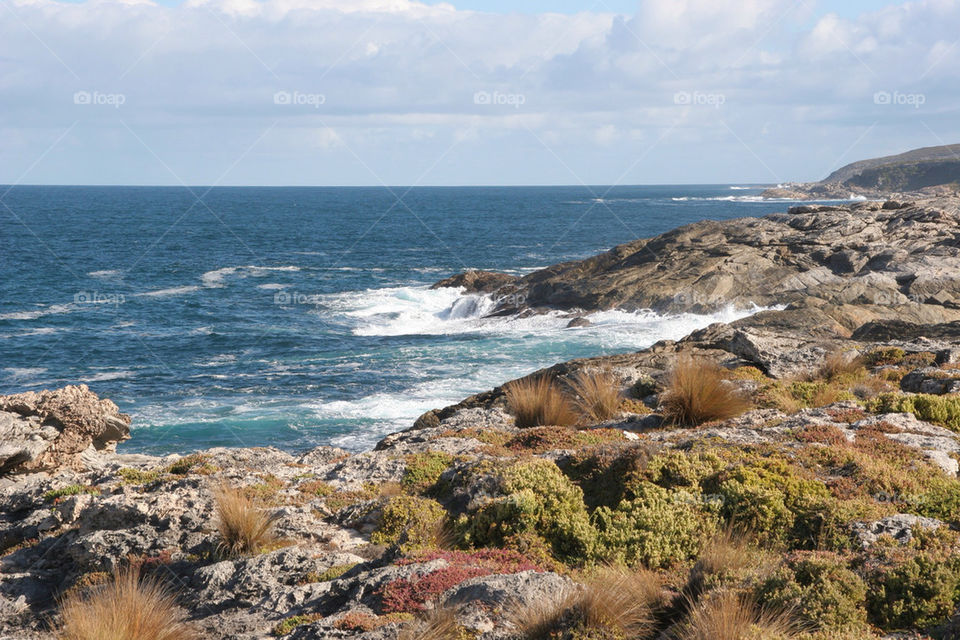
<box><xmin>0</xmin><ymin>385</ymin><xmax>130</xmax><ymax>475</ymax></box>
<box><xmin>430</xmin><ymin>270</ymin><xmax>517</xmax><ymax>293</ymax></box>
<box><xmin>437</xmin><ymin>199</ymin><xmax>960</xmax><ymax>324</ymax></box>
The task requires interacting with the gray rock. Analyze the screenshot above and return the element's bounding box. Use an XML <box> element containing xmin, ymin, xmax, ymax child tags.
<box><xmin>851</xmin><ymin>514</ymin><xmax>942</xmax><ymax>549</ymax></box>
<box><xmin>0</xmin><ymin>385</ymin><xmax>130</xmax><ymax>474</ymax></box>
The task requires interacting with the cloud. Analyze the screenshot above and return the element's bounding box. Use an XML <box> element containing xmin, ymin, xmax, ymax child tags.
<box><xmin>1</xmin><ymin>0</ymin><xmax>958</xmax><ymax>185</ymax></box>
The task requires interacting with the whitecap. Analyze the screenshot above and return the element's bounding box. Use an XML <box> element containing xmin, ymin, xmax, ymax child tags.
<box><xmin>201</xmin><ymin>265</ymin><xmax>301</xmax><ymax>288</ymax></box>
<box><xmin>79</xmin><ymin>370</ymin><xmax>135</xmax><ymax>382</ymax></box>
<box><xmin>88</xmin><ymin>269</ymin><xmax>124</xmax><ymax>279</ymax></box>
<box><xmin>4</xmin><ymin>367</ymin><xmax>47</xmax><ymax>378</ymax></box>
<box><xmin>0</xmin><ymin>303</ymin><xmax>75</xmax><ymax>321</ymax></box>
<box><xmin>136</xmin><ymin>285</ymin><xmax>201</xmax><ymax>297</ymax></box>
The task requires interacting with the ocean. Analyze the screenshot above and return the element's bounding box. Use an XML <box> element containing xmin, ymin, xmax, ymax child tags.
<box><xmin>0</xmin><ymin>184</ymin><xmax>850</xmax><ymax>453</ymax></box>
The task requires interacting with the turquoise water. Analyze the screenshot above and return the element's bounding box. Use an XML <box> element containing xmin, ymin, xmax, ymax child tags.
<box><xmin>0</xmin><ymin>185</ymin><xmax>832</xmax><ymax>453</ymax></box>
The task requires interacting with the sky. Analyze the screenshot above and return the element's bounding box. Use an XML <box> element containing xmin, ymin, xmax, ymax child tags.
<box><xmin>1</xmin><ymin>0</ymin><xmax>957</xmax><ymax>186</ymax></box>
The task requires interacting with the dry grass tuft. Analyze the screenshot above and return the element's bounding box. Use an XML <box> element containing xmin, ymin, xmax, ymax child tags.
<box><xmin>660</xmin><ymin>355</ymin><xmax>751</xmax><ymax>427</ymax></box>
<box><xmin>569</xmin><ymin>370</ymin><xmax>623</xmax><ymax>424</ymax></box>
<box><xmin>57</xmin><ymin>568</ymin><xmax>198</xmax><ymax>640</ymax></box>
<box><xmin>685</xmin><ymin>530</ymin><xmax>764</xmax><ymax>600</ymax></box>
<box><xmin>812</xmin><ymin>351</ymin><xmax>865</xmax><ymax>382</ymax></box>
<box><xmin>510</xmin><ymin>566</ymin><xmax>659</xmax><ymax>639</ymax></box>
<box><xmin>676</xmin><ymin>591</ymin><xmax>797</xmax><ymax>640</ymax></box>
<box><xmin>214</xmin><ymin>482</ymin><xmax>279</xmax><ymax>557</ymax></box>
<box><xmin>398</xmin><ymin>604</ymin><xmax>462</xmax><ymax>640</ymax></box>
<box><xmin>505</xmin><ymin>376</ymin><xmax>578</xmax><ymax>428</ymax></box>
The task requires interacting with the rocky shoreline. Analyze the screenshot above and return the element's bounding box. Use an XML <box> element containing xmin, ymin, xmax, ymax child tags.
<box><xmin>6</xmin><ymin>198</ymin><xmax>960</xmax><ymax>639</ymax></box>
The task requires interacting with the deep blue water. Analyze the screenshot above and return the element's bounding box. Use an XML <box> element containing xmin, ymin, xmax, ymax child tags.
<box><xmin>0</xmin><ymin>185</ymin><xmax>842</xmax><ymax>453</ymax></box>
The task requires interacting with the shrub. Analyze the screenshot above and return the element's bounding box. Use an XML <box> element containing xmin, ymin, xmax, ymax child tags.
<box><xmin>272</xmin><ymin>613</ymin><xmax>322</xmax><ymax>636</ymax></box>
<box><xmin>862</xmin><ymin>347</ymin><xmax>906</xmax><ymax>368</ymax></box>
<box><xmin>504</xmin><ymin>426</ymin><xmax>624</xmax><ymax>455</ymax></box>
<box><xmin>864</xmin><ymin>529</ymin><xmax>960</xmax><ymax>630</ymax></box>
<box><xmin>660</xmin><ymin>355</ymin><xmax>750</xmax><ymax>426</ymax></box>
<box><xmin>509</xmin><ymin>566</ymin><xmax>659</xmax><ymax>640</ymax></box>
<box><xmin>117</xmin><ymin>468</ymin><xmax>162</xmax><ymax>486</ymax></box>
<box><xmin>214</xmin><ymin>483</ymin><xmax>279</xmax><ymax>557</ymax></box>
<box><xmin>709</xmin><ymin>456</ymin><xmax>835</xmax><ymax>546</ymax></box>
<box><xmin>505</xmin><ymin>376</ymin><xmax>578</xmax><ymax>428</ymax></box>
<box><xmin>402</xmin><ymin>452</ymin><xmax>454</xmax><ymax>494</ymax></box>
<box><xmin>675</xmin><ymin>591</ymin><xmax>797</xmax><ymax>640</ymax></box>
<box><xmin>371</xmin><ymin>495</ymin><xmax>448</xmax><ymax>552</ymax></box>
<box><xmin>560</xmin><ymin>443</ymin><xmax>653</xmax><ymax>510</ymax></box>
<box><xmin>592</xmin><ymin>481</ymin><xmax>719</xmax><ymax>569</ymax></box>
<box><xmin>43</xmin><ymin>485</ymin><xmax>99</xmax><ymax>503</ymax></box>
<box><xmin>457</xmin><ymin>459</ymin><xmax>595</xmax><ymax>563</ymax></box>
<box><xmin>755</xmin><ymin>552</ymin><xmax>868</xmax><ymax>632</ymax></box>
<box><xmin>165</xmin><ymin>453</ymin><xmax>214</xmax><ymax>475</ymax></box>
<box><xmin>307</xmin><ymin>563</ymin><xmax>358</xmax><ymax>583</ymax></box>
<box><xmin>569</xmin><ymin>369</ymin><xmax>622</xmax><ymax>424</ymax></box>
<box><xmin>57</xmin><ymin>568</ymin><xmax>198</xmax><ymax>640</ymax></box>
<box><xmin>868</xmin><ymin>393</ymin><xmax>960</xmax><ymax>431</ymax></box>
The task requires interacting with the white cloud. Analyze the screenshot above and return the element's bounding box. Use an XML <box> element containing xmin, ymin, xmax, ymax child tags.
<box><xmin>0</xmin><ymin>0</ymin><xmax>958</xmax><ymax>185</ymax></box>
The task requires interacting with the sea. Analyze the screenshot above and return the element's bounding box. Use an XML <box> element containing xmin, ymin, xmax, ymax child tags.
<box><xmin>0</xmin><ymin>184</ymin><xmax>860</xmax><ymax>454</ymax></box>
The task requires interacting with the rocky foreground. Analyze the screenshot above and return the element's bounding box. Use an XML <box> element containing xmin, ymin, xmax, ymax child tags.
<box><xmin>6</xmin><ymin>199</ymin><xmax>960</xmax><ymax>639</ymax></box>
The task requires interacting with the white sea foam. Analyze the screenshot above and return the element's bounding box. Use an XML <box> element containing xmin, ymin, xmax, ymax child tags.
<box><xmin>137</xmin><ymin>285</ymin><xmax>202</xmax><ymax>297</ymax></box>
<box><xmin>80</xmin><ymin>370</ymin><xmax>135</xmax><ymax>382</ymax></box>
<box><xmin>201</xmin><ymin>265</ymin><xmax>301</xmax><ymax>288</ymax></box>
<box><xmin>88</xmin><ymin>269</ymin><xmax>124</xmax><ymax>279</ymax></box>
<box><xmin>4</xmin><ymin>367</ymin><xmax>47</xmax><ymax>379</ymax></box>
<box><xmin>0</xmin><ymin>304</ymin><xmax>75</xmax><ymax>321</ymax></box>
<box><xmin>321</xmin><ymin>285</ymin><xmax>769</xmax><ymax>341</ymax></box>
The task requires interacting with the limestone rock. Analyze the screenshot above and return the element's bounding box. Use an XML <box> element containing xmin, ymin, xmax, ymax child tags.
<box><xmin>0</xmin><ymin>385</ymin><xmax>130</xmax><ymax>474</ymax></box>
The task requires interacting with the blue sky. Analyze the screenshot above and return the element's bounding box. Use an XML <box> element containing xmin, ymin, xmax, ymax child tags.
<box><xmin>1</xmin><ymin>0</ymin><xmax>957</xmax><ymax>185</ymax></box>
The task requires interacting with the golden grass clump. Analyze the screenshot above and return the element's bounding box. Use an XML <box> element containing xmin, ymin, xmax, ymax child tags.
<box><xmin>398</xmin><ymin>605</ymin><xmax>462</xmax><ymax>640</ymax></box>
<box><xmin>685</xmin><ymin>530</ymin><xmax>766</xmax><ymax>600</ymax></box>
<box><xmin>215</xmin><ymin>482</ymin><xmax>279</xmax><ymax>557</ymax></box>
<box><xmin>812</xmin><ymin>351</ymin><xmax>865</xmax><ymax>382</ymax></box>
<box><xmin>57</xmin><ymin>568</ymin><xmax>198</xmax><ymax>640</ymax></box>
<box><xmin>660</xmin><ymin>355</ymin><xmax>751</xmax><ymax>427</ymax></box>
<box><xmin>510</xmin><ymin>566</ymin><xmax>660</xmax><ymax>639</ymax></box>
<box><xmin>505</xmin><ymin>376</ymin><xmax>578</xmax><ymax>428</ymax></box>
<box><xmin>676</xmin><ymin>591</ymin><xmax>797</xmax><ymax>640</ymax></box>
<box><xmin>569</xmin><ymin>369</ymin><xmax>623</xmax><ymax>424</ymax></box>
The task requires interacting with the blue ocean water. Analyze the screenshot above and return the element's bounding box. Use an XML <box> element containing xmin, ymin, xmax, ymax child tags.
<box><xmin>0</xmin><ymin>185</ymin><xmax>847</xmax><ymax>453</ymax></box>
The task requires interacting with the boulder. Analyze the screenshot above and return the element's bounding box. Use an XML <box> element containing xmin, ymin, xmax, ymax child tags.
<box><xmin>0</xmin><ymin>385</ymin><xmax>130</xmax><ymax>474</ymax></box>
<box><xmin>430</xmin><ymin>270</ymin><xmax>517</xmax><ymax>294</ymax></box>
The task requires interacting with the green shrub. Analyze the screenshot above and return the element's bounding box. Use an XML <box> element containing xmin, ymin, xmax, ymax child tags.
<box><xmin>592</xmin><ymin>482</ymin><xmax>718</xmax><ymax>568</ymax></box>
<box><xmin>864</xmin><ymin>529</ymin><xmax>960</xmax><ymax>630</ymax></box>
<box><xmin>756</xmin><ymin>552</ymin><xmax>868</xmax><ymax>631</ymax></box>
<box><xmin>644</xmin><ymin>449</ymin><xmax>726</xmax><ymax>491</ymax></box>
<box><xmin>42</xmin><ymin>485</ymin><xmax>99</xmax><ymax>503</ymax></box>
<box><xmin>862</xmin><ymin>347</ymin><xmax>906</xmax><ymax>368</ymax></box>
<box><xmin>401</xmin><ymin>452</ymin><xmax>453</xmax><ymax>494</ymax></box>
<box><xmin>117</xmin><ymin>468</ymin><xmax>162</xmax><ymax>486</ymax></box>
<box><xmin>457</xmin><ymin>458</ymin><xmax>596</xmax><ymax>563</ymax></box>
<box><xmin>709</xmin><ymin>456</ymin><xmax>836</xmax><ymax>545</ymax></box>
<box><xmin>869</xmin><ymin>393</ymin><xmax>960</xmax><ymax>432</ymax></box>
<box><xmin>370</xmin><ymin>496</ymin><xmax>447</xmax><ymax>552</ymax></box>
<box><xmin>306</xmin><ymin>563</ymin><xmax>358</xmax><ymax>583</ymax></box>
